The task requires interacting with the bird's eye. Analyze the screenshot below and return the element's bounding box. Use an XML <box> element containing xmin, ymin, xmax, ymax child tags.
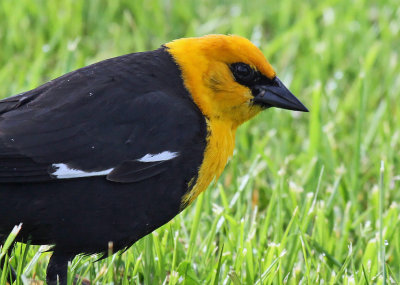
<box><xmin>231</xmin><ymin>63</ymin><xmax>255</xmax><ymax>84</ymax></box>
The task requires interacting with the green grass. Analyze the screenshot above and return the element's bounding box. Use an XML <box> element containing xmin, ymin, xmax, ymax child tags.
<box><xmin>0</xmin><ymin>0</ymin><xmax>399</xmax><ymax>284</ymax></box>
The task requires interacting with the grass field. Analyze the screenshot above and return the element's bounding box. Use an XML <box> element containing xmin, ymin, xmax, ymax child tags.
<box><xmin>0</xmin><ymin>0</ymin><xmax>399</xmax><ymax>284</ymax></box>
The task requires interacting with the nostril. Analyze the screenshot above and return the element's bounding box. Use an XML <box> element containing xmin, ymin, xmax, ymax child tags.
<box><xmin>252</xmin><ymin>86</ymin><xmax>266</xmax><ymax>97</ymax></box>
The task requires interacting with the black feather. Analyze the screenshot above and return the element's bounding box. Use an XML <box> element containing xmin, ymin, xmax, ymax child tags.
<box><xmin>0</xmin><ymin>48</ymin><xmax>207</xmax><ymax>268</ymax></box>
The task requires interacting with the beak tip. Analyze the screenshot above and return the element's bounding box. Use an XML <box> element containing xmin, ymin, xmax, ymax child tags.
<box><xmin>299</xmin><ymin>105</ymin><xmax>309</xmax><ymax>112</ymax></box>
<box><xmin>289</xmin><ymin>99</ymin><xmax>309</xmax><ymax>112</ymax></box>
<box><xmin>290</xmin><ymin>95</ymin><xmax>309</xmax><ymax>112</ymax></box>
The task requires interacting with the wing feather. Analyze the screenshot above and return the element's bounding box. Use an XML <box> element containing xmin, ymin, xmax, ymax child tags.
<box><xmin>0</xmin><ymin>49</ymin><xmax>205</xmax><ymax>184</ymax></box>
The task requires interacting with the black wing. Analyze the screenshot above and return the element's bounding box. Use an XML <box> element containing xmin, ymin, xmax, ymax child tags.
<box><xmin>0</xmin><ymin>49</ymin><xmax>207</xmax><ymax>183</ymax></box>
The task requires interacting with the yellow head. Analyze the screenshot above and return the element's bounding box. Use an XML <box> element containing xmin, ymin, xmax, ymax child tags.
<box><xmin>165</xmin><ymin>35</ymin><xmax>308</xmax><ymax>129</ymax></box>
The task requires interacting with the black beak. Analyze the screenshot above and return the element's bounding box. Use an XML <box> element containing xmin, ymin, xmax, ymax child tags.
<box><xmin>252</xmin><ymin>77</ymin><xmax>309</xmax><ymax>112</ymax></box>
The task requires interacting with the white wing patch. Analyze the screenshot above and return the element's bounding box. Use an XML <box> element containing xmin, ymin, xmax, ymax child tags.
<box><xmin>52</xmin><ymin>163</ymin><xmax>114</xmax><ymax>179</ymax></box>
<box><xmin>52</xmin><ymin>151</ymin><xmax>178</xmax><ymax>179</ymax></box>
<box><xmin>137</xmin><ymin>151</ymin><xmax>179</xmax><ymax>162</ymax></box>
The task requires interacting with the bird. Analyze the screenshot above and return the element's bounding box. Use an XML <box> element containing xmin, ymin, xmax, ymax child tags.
<box><xmin>0</xmin><ymin>34</ymin><xmax>308</xmax><ymax>284</ymax></box>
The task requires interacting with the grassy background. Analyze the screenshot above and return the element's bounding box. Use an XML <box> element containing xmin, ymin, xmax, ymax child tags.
<box><xmin>0</xmin><ymin>0</ymin><xmax>399</xmax><ymax>284</ymax></box>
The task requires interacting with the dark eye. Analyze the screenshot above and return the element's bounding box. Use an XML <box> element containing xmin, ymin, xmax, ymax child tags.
<box><xmin>231</xmin><ymin>63</ymin><xmax>255</xmax><ymax>84</ymax></box>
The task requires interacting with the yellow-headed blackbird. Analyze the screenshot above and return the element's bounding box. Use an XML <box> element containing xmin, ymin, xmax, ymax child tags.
<box><xmin>0</xmin><ymin>35</ymin><xmax>308</xmax><ymax>284</ymax></box>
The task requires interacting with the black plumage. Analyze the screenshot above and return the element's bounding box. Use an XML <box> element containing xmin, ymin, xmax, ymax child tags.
<box><xmin>0</xmin><ymin>34</ymin><xmax>310</xmax><ymax>285</ymax></box>
<box><xmin>0</xmin><ymin>48</ymin><xmax>207</xmax><ymax>284</ymax></box>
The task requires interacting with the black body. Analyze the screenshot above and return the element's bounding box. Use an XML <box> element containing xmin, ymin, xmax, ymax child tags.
<box><xmin>0</xmin><ymin>48</ymin><xmax>207</xmax><ymax>284</ymax></box>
